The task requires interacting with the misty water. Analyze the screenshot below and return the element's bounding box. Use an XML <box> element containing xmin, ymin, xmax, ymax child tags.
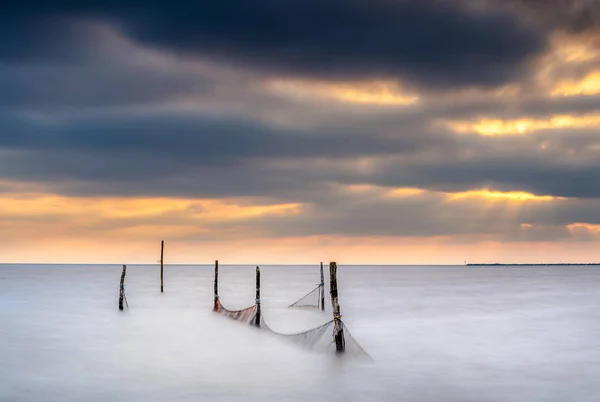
<box><xmin>1</xmin><ymin>264</ymin><xmax>600</xmax><ymax>402</ymax></box>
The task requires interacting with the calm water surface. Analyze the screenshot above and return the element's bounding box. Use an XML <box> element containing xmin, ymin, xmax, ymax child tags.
<box><xmin>1</xmin><ymin>264</ymin><xmax>599</xmax><ymax>402</ymax></box>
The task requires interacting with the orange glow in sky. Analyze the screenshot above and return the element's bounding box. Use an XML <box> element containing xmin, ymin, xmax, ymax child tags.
<box><xmin>446</xmin><ymin>189</ymin><xmax>559</xmax><ymax>202</ymax></box>
<box><xmin>0</xmin><ymin>186</ymin><xmax>593</xmax><ymax>264</ymax></box>
<box><xmin>264</xmin><ymin>79</ymin><xmax>420</xmax><ymax>106</ymax></box>
<box><xmin>551</xmin><ymin>71</ymin><xmax>600</xmax><ymax>97</ymax></box>
<box><xmin>446</xmin><ymin>114</ymin><xmax>600</xmax><ymax>135</ymax></box>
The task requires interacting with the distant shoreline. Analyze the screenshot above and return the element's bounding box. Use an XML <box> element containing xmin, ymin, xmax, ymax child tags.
<box><xmin>466</xmin><ymin>263</ymin><xmax>600</xmax><ymax>266</ymax></box>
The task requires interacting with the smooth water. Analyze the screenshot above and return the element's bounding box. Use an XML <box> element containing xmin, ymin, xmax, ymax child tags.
<box><xmin>1</xmin><ymin>264</ymin><xmax>600</xmax><ymax>402</ymax></box>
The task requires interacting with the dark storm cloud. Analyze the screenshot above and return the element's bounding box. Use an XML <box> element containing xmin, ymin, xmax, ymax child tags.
<box><xmin>480</xmin><ymin>0</ymin><xmax>600</xmax><ymax>33</ymax></box>
<box><xmin>0</xmin><ymin>15</ymin><xmax>90</xmax><ymax>63</ymax></box>
<box><xmin>0</xmin><ymin>112</ymin><xmax>430</xmax><ymax>159</ymax></box>
<box><xmin>1</xmin><ymin>1</ymin><xmax>599</xmax><ymax>242</ymax></box>
<box><xmin>0</xmin><ymin>20</ymin><xmax>213</xmax><ymax>111</ymax></box>
<box><xmin>0</xmin><ymin>107</ymin><xmax>439</xmax><ymax>197</ymax></box>
<box><xmin>519</xmin><ymin>95</ymin><xmax>600</xmax><ymax>118</ymax></box>
<box><xmin>1</xmin><ymin>108</ymin><xmax>600</xmax><ymax>240</ymax></box>
<box><xmin>322</xmin><ymin>126</ymin><xmax>600</xmax><ymax>199</ymax></box>
<box><xmin>2</xmin><ymin>0</ymin><xmax>545</xmax><ymax>89</ymax></box>
<box><xmin>1</xmin><ymin>106</ymin><xmax>600</xmax><ymax>200</ymax></box>
<box><xmin>0</xmin><ymin>61</ymin><xmax>209</xmax><ymax>110</ymax></box>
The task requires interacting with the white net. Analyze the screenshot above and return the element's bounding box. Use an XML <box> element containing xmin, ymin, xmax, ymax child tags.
<box><xmin>260</xmin><ymin>316</ymin><xmax>371</xmax><ymax>359</ymax></box>
<box><xmin>288</xmin><ymin>284</ymin><xmax>324</xmax><ymax>308</ymax></box>
<box><xmin>213</xmin><ymin>265</ymin><xmax>370</xmax><ymax>359</ymax></box>
<box><xmin>214</xmin><ymin>301</ymin><xmax>370</xmax><ymax>359</ymax></box>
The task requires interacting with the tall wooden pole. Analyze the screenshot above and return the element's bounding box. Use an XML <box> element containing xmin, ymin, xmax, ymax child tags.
<box><xmin>320</xmin><ymin>262</ymin><xmax>325</xmax><ymax>311</ymax></box>
<box><xmin>329</xmin><ymin>262</ymin><xmax>345</xmax><ymax>353</ymax></box>
<box><xmin>119</xmin><ymin>264</ymin><xmax>127</xmax><ymax>310</ymax></box>
<box><xmin>160</xmin><ymin>240</ymin><xmax>164</xmax><ymax>293</ymax></box>
<box><xmin>254</xmin><ymin>266</ymin><xmax>261</xmax><ymax>327</ymax></box>
<box><xmin>213</xmin><ymin>260</ymin><xmax>219</xmax><ymax>312</ymax></box>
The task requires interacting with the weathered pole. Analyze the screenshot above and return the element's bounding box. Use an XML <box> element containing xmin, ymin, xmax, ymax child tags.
<box><xmin>160</xmin><ymin>240</ymin><xmax>164</xmax><ymax>293</ymax></box>
<box><xmin>119</xmin><ymin>264</ymin><xmax>127</xmax><ymax>310</ymax></box>
<box><xmin>320</xmin><ymin>262</ymin><xmax>325</xmax><ymax>311</ymax></box>
<box><xmin>254</xmin><ymin>266</ymin><xmax>261</xmax><ymax>327</ymax></box>
<box><xmin>329</xmin><ymin>262</ymin><xmax>345</xmax><ymax>353</ymax></box>
<box><xmin>213</xmin><ymin>260</ymin><xmax>219</xmax><ymax>312</ymax></box>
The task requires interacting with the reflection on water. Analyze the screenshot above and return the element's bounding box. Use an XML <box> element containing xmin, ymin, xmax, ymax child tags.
<box><xmin>1</xmin><ymin>264</ymin><xmax>600</xmax><ymax>402</ymax></box>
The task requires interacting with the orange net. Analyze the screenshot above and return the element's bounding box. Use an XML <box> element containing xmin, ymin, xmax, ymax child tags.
<box><xmin>213</xmin><ymin>299</ymin><xmax>259</xmax><ymax>324</ymax></box>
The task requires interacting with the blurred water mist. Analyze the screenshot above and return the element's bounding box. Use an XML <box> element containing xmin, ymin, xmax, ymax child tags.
<box><xmin>1</xmin><ymin>264</ymin><xmax>600</xmax><ymax>402</ymax></box>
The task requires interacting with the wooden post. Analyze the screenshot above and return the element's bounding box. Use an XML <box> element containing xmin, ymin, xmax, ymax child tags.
<box><xmin>213</xmin><ymin>260</ymin><xmax>219</xmax><ymax>312</ymax></box>
<box><xmin>160</xmin><ymin>240</ymin><xmax>164</xmax><ymax>293</ymax></box>
<box><xmin>329</xmin><ymin>262</ymin><xmax>345</xmax><ymax>353</ymax></box>
<box><xmin>119</xmin><ymin>264</ymin><xmax>127</xmax><ymax>310</ymax></box>
<box><xmin>320</xmin><ymin>262</ymin><xmax>325</xmax><ymax>311</ymax></box>
<box><xmin>254</xmin><ymin>266</ymin><xmax>261</xmax><ymax>327</ymax></box>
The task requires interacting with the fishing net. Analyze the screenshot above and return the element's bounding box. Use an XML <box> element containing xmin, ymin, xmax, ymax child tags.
<box><xmin>212</xmin><ymin>264</ymin><xmax>370</xmax><ymax>359</ymax></box>
<box><xmin>288</xmin><ymin>263</ymin><xmax>326</xmax><ymax>309</ymax></box>
<box><xmin>260</xmin><ymin>316</ymin><xmax>333</xmax><ymax>347</ymax></box>
<box><xmin>288</xmin><ymin>284</ymin><xmax>324</xmax><ymax>308</ymax></box>
<box><xmin>259</xmin><ymin>315</ymin><xmax>372</xmax><ymax>359</ymax></box>
<box><xmin>214</xmin><ymin>299</ymin><xmax>370</xmax><ymax>358</ymax></box>
<box><xmin>338</xmin><ymin>322</ymin><xmax>371</xmax><ymax>359</ymax></box>
<box><xmin>213</xmin><ymin>298</ymin><xmax>259</xmax><ymax>325</ymax></box>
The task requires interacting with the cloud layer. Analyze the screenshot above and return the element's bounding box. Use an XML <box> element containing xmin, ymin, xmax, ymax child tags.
<box><xmin>1</xmin><ymin>0</ymin><xmax>600</xmax><ymax>262</ymax></box>
<box><xmin>4</xmin><ymin>0</ymin><xmax>546</xmax><ymax>88</ymax></box>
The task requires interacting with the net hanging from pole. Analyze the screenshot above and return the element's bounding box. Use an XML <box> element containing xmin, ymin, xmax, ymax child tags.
<box><xmin>288</xmin><ymin>284</ymin><xmax>324</xmax><ymax>308</ymax></box>
<box><xmin>213</xmin><ymin>263</ymin><xmax>370</xmax><ymax>359</ymax></box>
<box><xmin>214</xmin><ymin>302</ymin><xmax>370</xmax><ymax>358</ymax></box>
<box><xmin>259</xmin><ymin>316</ymin><xmax>372</xmax><ymax>359</ymax></box>
<box><xmin>213</xmin><ymin>299</ymin><xmax>258</xmax><ymax>324</ymax></box>
<box><xmin>213</xmin><ymin>265</ymin><xmax>261</xmax><ymax>327</ymax></box>
<box><xmin>288</xmin><ymin>263</ymin><xmax>326</xmax><ymax>310</ymax></box>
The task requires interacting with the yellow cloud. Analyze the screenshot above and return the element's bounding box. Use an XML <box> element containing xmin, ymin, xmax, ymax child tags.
<box><xmin>533</xmin><ymin>32</ymin><xmax>600</xmax><ymax>98</ymax></box>
<box><xmin>342</xmin><ymin>184</ymin><xmax>425</xmax><ymax>198</ymax></box>
<box><xmin>342</xmin><ymin>184</ymin><xmax>559</xmax><ymax>203</ymax></box>
<box><xmin>0</xmin><ymin>194</ymin><xmax>302</xmax><ymax>231</ymax></box>
<box><xmin>1</xmin><ymin>188</ymin><xmax>597</xmax><ymax>264</ymax></box>
<box><xmin>446</xmin><ymin>114</ymin><xmax>600</xmax><ymax>135</ymax></box>
<box><xmin>446</xmin><ymin>189</ymin><xmax>559</xmax><ymax>202</ymax></box>
<box><xmin>345</xmin><ymin>184</ymin><xmax>381</xmax><ymax>193</ymax></box>
<box><xmin>551</xmin><ymin>71</ymin><xmax>600</xmax><ymax>97</ymax></box>
<box><xmin>567</xmin><ymin>222</ymin><xmax>600</xmax><ymax>233</ymax></box>
<box><xmin>265</xmin><ymin>79</ymin><xmax>419</xmax><ymax>106</ymax></box>
<box><xmin>387</xmin><ymin>188</ymin><xmax>426</xmax><ymax>197</ymax></box>
<box><xmin>342</xmin><ymin>184</ymin><xmax>557</xmax><ymax>205</ymax></box>
<box><xmin>549</xmin><ymin>39</ymin><xmax>599</xmax><ymax>65</ymax></box>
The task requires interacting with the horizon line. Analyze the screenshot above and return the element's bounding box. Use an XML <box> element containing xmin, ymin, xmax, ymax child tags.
<box><xmin>1</xmin><ymin>262</ymin><xmax>599</xmax><ymax>266</ymax></box>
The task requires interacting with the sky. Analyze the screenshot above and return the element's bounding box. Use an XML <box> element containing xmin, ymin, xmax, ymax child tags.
<box><xmin>1</xmin><ymin>0</ymin><xmax>600</xmax><ymax>264</ymax></box>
